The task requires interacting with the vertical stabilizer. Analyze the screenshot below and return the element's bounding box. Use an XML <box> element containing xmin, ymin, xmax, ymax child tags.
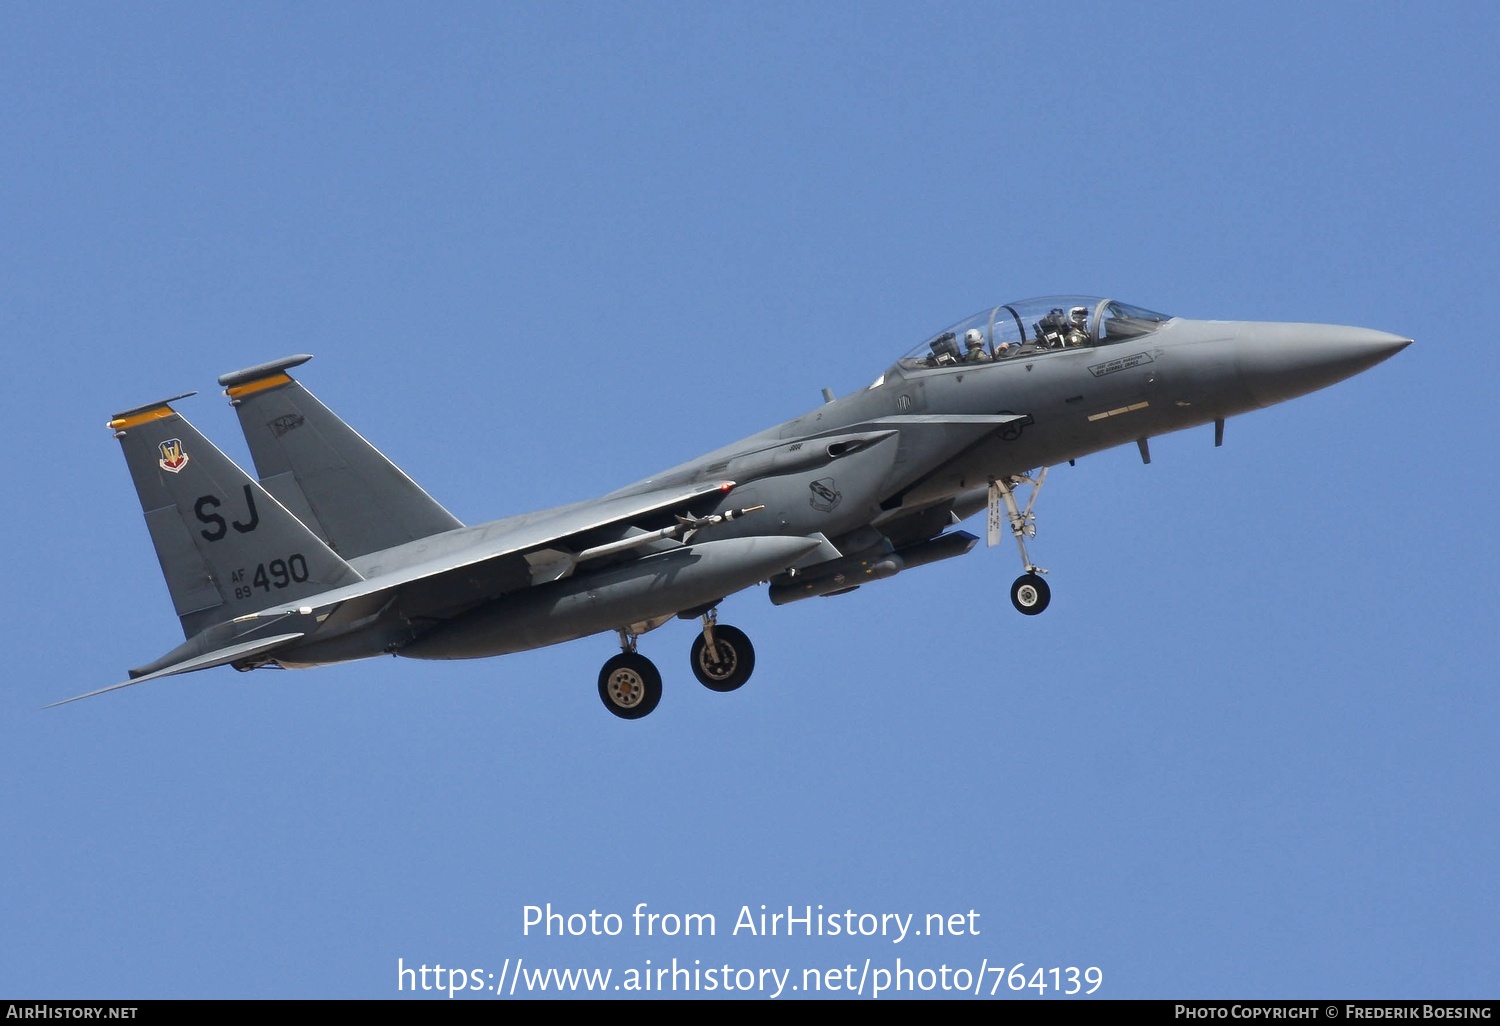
<box><xmin>218</xmin><ymin>355</ymin><xmax>463</xmax><ymax>558</ymax></box>
<box><xmin>109</xmin><ymin>397</ymin><xmax>363</xmax><ymax>638</ymax></box>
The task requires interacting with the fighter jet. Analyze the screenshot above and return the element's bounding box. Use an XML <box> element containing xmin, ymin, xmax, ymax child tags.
<box><xmin>65</xmin><ymin>296</ymin><xmax>1409</xmax><ymax>717</ymax></box>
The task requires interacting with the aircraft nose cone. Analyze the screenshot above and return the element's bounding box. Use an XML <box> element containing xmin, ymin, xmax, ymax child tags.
<box><xmin>1236</xmin><ymin>323</ymin><xmax>1411</xmax><ymax>407</ymax></box>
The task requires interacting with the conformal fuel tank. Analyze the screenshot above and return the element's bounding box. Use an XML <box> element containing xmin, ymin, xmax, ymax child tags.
<box><xmin>400</xmin><ymin>535</ymin><xmax>822</xmax><ymax>659</ymax></box>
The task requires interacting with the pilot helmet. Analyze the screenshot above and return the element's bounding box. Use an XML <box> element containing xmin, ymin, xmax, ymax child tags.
<box><xmin>1069</xmin><ymin>306</ymin><xmax>1088</xmax><ymax>324</ymax></box>
<box><xmin>964</xmin><ymin>328</ymin><xmax>984</xmax><ymax>348</ymax></box>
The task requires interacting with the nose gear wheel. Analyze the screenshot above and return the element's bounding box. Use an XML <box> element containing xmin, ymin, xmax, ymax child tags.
<box><xmin>1010</xmin><ymin>572</ymin><xmax>1051</xmax><ymax>615</ymax></box>
<box><xmin>990</xmin><ymin>471</ymin><xmax>1052</xmax><ymax>615</ymax></box>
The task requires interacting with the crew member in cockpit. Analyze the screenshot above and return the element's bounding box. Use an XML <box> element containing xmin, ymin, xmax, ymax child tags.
<box><xmin>963</xmin><ymin>329</ymin><xmax>991</xmax><ymax>362</ymax></box>
<box><xmin>1065</xmin><ymin>306</ymin><xmax>1090</xmax><ymax>347</ymax></box>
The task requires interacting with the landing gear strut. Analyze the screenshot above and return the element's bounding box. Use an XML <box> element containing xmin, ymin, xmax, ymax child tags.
<box><xmin>689</xmin><ymin>610</ymin><xmax>755</xmax><ymax>692</ymax></box>
<box><xmin>990</xmin><ymin>470</ymin><xmax>1052</xmax><ymax>615</ymax></box>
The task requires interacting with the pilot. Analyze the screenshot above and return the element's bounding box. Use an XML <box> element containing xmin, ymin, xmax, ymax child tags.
<box><xmin>964</xmin><ymin>329</ymin><xmax>991</xmax><ymax>362</ymax></box>
<box><xmin>1065</xmin><ymin>306</ymin><xmax>1090</xmax><ymax>347</ymax></box>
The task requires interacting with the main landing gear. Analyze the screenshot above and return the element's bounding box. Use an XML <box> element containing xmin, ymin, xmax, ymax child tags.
<box><xmin>596</xmin><ymin>610</ymin><xmax>757</xmax><ymax>719</ymax></box>
<box><xmin>597</xmin><ymin>651</ymin><xmax>661</xmax><ymax>720</ymax></box>
<box><xmin>990</xmin><ymin>469</ymin><xmax>1052</xmax><ymax>616</ymax></box>
<box><xmin>689</xmin><ymin>611</ymin><xmax>755</xmax><ymax>692</ymax></box>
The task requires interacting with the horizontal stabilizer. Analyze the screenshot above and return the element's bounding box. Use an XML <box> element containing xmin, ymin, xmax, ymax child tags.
<box><xmin>46</xmin><ymin>633</ymin><xmax>305</xmax><ymax>708</ymax></box>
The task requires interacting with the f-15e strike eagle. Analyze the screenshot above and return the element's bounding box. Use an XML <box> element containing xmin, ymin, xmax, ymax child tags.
<box><xmin>65</xmin><ymin>296</ymin><xmax>1409</xmax><ymax>717</ymax></box>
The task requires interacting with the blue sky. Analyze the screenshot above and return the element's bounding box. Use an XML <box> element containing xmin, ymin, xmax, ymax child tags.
<box><xmin>2</xmin><ymin>2</ymin><xmax>1495</xmax><ymax>999</ymax></box>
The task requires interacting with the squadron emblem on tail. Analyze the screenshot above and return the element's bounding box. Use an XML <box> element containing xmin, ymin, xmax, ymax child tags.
<box><xmin>157</xmin><ymin>438</ymin><xmax>189</xmax><ymax>473</ymax></box>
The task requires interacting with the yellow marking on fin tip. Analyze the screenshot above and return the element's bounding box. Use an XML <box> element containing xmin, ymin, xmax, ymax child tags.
<box><xmin>224</xmin><ymin>372</ymin><xmax>292</xmax><ymax>399</ymax></box>
<box><xmin>107</xmin><ymin>407</ymin><xmax>174</xmax><ymax>431</ymax></box>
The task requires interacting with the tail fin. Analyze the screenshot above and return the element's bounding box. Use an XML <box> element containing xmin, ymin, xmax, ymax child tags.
<box><xmin>218</xmin><ymin>355</ymin><xmax>463</xmax><ymax>559</ymax></box>
<box><xmin>109</xmin><ymin>396</ymin><xmax>364</xmax><ymax>638</ymax></box>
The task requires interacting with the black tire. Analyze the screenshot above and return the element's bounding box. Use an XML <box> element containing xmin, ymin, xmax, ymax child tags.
<box><xmin>689</xmin><ymin>624</ymin><xmax>755</xmax><ymax>692</ymax></box>
<box><xmin>1010</xmin><ymin>573</ymin><xmax>1051</xmax><ymax>615</ymax></box>
<box><xmin>597</xmin><ymin>652</ymin><xmax>663</xmax><ymax>719</ymax></box>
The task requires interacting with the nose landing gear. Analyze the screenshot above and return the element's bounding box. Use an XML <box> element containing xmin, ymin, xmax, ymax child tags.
<box><xmin>990</xmin><ymin>470</ymin><xmax>1052</xmax><ymax>615</ymax></box>
<box><xmin>1009</xmin><ymin>572</ymin><xmax>1051</xmax><ymax>615</ymax></box>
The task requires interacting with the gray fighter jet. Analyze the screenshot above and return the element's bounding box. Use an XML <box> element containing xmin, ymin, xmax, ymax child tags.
<box><xmin>66</xmin><ymin>296</ymin><xmax>1409</xmax><ymax>717</ymax></box>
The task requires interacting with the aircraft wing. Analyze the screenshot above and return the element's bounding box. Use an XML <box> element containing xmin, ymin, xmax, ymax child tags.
<box><xmin>47</xmin><ymin>633</ymin><xmax>306</xmax><ymax>708</ymax></box>
<box><xmin>238</xmin><ymin>479</ymin><xmax>742</xmax><ymax>619</ymax></box>
<box><xmin>60</xmin><ymin>477</ymin><xmax>744</xmax><ymax>707</ymax></box>
<box><xmin>863</xmin><ymin>414</ymin><xmax>1030</xmax><ymax>426</ymax></box>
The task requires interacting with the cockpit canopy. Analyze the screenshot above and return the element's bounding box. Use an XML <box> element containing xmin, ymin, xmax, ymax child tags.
<box><xmin>895</xmin><ymin>296</ymin><xmax>1173</xmax><ymax>371</ymax></box>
